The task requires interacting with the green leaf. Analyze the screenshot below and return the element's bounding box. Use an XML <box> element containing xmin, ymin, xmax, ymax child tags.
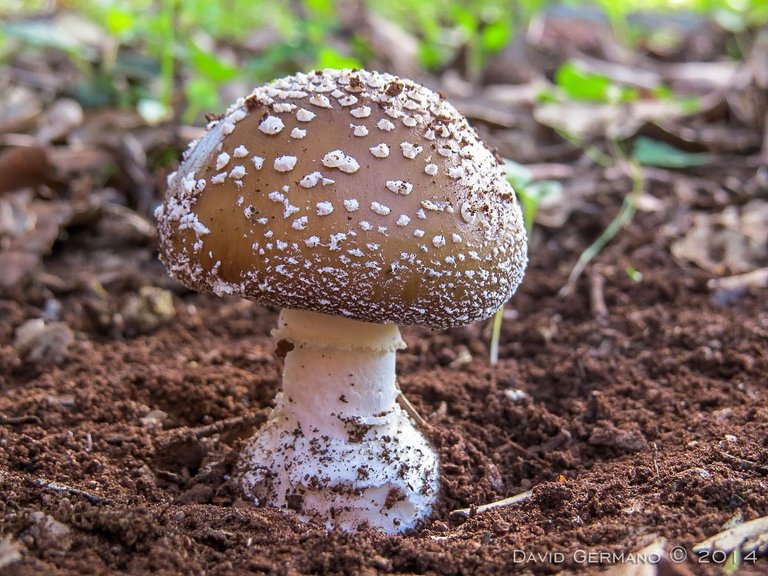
<box><xmin>316</xmin><ymin>46</ymin><xmax>361</xmax><ymax>71</ymax></box>
<box><xmin>625</xmin><ymin>266</ymin><xmax>643</xmax><ymax>282</ymax></box>
<box><xmin>555</xmin><ymin>61</ymin><xmax>610</xmax><ymax>101</ymax></box>
<box><xmin>504</xmin><ymin>159</ymin><xmax>562</xmax><ymax>237</ymax></box>
<box><xmin>0</xmin><ymin>29</ymin><xmax>8</xmax><ymax>59</ymax></box>
<box><xmin>450</xmin><ymin>5</ymin><xmax>477</xmax><ymax>37</ymax></box>
<box><xmin>555</xmin><ymin>61</ymin><xmax>637</xmax><ymax>103</ymax></box>
<box><xmin>526</xmin><ymin>180</ymin><xmax>562</xmax><ymax>201</ymax></box>
<box><xmin>73</xmin><ymin>75</ymin><xmax>118</xmax><ymax>108</ymax></box>
<box><xmin>679</xmin><ymin>96</ymin><xmax>701</xmax><ymax>114</ymax></box>
<box><xmin>184</xmin><ymin>77</ymin><xmax>220</xmax><ymax>123</ymax></box>
<box><xmin>535</xmin><ymin>87</ymin><xmax>558</xmax><ymax>104</ymax></box>
<box><xmin>104</xmin><ymin>7</ymin><xmax>136</xmax><ymax>37</ymax></box>
<box><xmin>502</xmin><ymin>160</ymin><xmax>532</xmax><ymax>190</ymax></box>
<box><xmin>188</xmin><ymin>42</ymin><xmax>238</xmax><ymax>83</ymax></box>
<box><xmin>418</xmin><ymin>42</ymin><xmax>443</xmax><ymax>70</ymax></box>
<box><xmin>137</xmin><ymin>98</ymin><xmax>171</xmax><ymax>125</ymax></box>
<box><xmin>305</xmin><ymin>0</ymin><xmax>335</xmax><ymax>17</ymax></box>
<box><xmin>632</xmin><ymin>137</ymin><xmax>711</xmax><ymax>168</ymax></box>
<box><xmin>520</xmin><ymin>180</ymin><xmax>563</xmax><ymax>235</ymax></box>
<box><xmin>481</xmin><ymin>19</ymin><xmax>511</xmax><ymax>53</ymax></box>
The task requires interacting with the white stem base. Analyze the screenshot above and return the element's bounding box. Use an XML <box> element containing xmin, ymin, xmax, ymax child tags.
<box><xmin>239</xmin><ymin>309</ymin><xmax>440</xmax><ymax>534</ymax></box>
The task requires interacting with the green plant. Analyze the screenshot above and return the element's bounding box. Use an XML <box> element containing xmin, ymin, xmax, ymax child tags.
<box><xmin>561</xmin><ymin>136</ymin><xmax>708</xmax><ymax>295</ymax></box>
<box><xmin>505</xmin><ymin>160</ymin><xmax>564</xmax><ymax>240</ymax></box>
<box><xmin>7</xmin><ymin>0</ymin><xmax>759</xmax><ymax>122</ymax></box>
<box><xmin>372</xmin><ymin>0</ymin><xmax>527</xmax><ymax>74</ymax></box>
<box><xmin>2</xmin><ymin>0</ymin><xmax>369</xmax><ymax>122</ymax></box>
<box><xmin>559</xmin><ymin>158</ymin><xmax>644</xmax><ymax>297</ymax></box>
<box><xmin>489</xmin><ymin>161</ymin><xmax>562</xmax><ymax>365</ymax></box>
<box><xmin>625</xmin><ymin>266</ymin><xmax>643</xmax><ymax>282</ymax></box>
<box><xmin>554</xmin><ymin>60</ymin><xmax>639</xmax><ymax>104</ymax></box>
<box><xmin>632</xmin><ymin>136</ymin><xmax>711</xmax><ymax>168</ymax></box>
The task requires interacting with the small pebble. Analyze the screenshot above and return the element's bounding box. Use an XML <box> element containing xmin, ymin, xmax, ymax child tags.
<box><xmin>121</xmin><ymin>286</ymin><xmax>176</xmax><ymax>336</ymax></box>
<box><xmin>14</xmin><ymin>319</ymin><xmax>74</xmax><ymax>364</ymax></box>
<box><xmin>140</xmin><ymin>409</ymin><xmax>168</xmax><ymax>430</ymax></box>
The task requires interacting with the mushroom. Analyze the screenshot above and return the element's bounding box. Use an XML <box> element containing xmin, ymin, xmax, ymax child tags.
<box><xmin>156</xmin><ymin>69</ymin><xmax>527</xmax><ymax>533</ymax></box>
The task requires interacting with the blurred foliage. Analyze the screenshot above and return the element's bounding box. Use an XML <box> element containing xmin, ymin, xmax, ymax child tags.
<box><xmin>374</xmin><ymin>0</ymin><xmax>526</xmax><ymax>75</ymax></box>
<box><xmin>504</xmin><ymin>160</ymin><xmax>562</xmax><ymax>238</ymax></box>
<box><xmin>632</xmin><ymin>136</ymin><xmax>712</xmax><ymax>168</ymax></box>
<box><xmin>554</xmin><ymin>61</ymin><xmax>639</xmax><ymax>103</ymax></box>
<box><xmin>0</xmin><ymin>0</ymin><xmax>766</xmax><ymax>121</ymax></box>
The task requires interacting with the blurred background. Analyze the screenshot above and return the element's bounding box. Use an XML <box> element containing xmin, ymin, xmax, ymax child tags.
<box><xmin>1</xmin><ymin>0</ymin><xmax>766</xmax><ymax>314</ymax></box>
<box><xmin>3</xmin><ymin>0</ymin><xmax>767</xmax><ymax>121</ymax></box>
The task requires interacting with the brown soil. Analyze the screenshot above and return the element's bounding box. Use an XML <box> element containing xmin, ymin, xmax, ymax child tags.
<box><xmin>1</xmin><ymin>178</ymin><xmax>766</xmax><ymax>575</ymax></box>
<box><xmin>2</xmin><ymin>9</ymin><xmax>768</xmax><ymax>570</ymax></box>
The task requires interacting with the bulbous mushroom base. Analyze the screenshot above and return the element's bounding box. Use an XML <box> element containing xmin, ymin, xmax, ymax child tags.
<box><xmin>238</xmin><ymin>309</ymin><xmax>440</xmax><ymax>534</ymax></box>
<box><xmin>241</xmin><ymin>401</ymin><xmax>439</xmax><ymax>533</ymax></box>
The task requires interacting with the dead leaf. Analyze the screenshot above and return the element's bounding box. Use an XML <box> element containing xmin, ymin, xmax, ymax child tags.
<box><xmin>2</xmin><ymin>198</ymin><xmax>72</xmax><ymax>253</ymax></box>
<box><xmin>364</xmin><ymin>13</ymin><xmax>421</xmax><ymax>80</ymax></box>
<box><xmin>0</xmin><ymin>85</ymin><xmax>42</xmax><ymax>134</ymax></box>
<box><xmin>727</xmin><ymin>30</ymin><xmax>768</xmax><ymax>131</ymax></box>
<box><xmin>14</xmin><ymin>318</ymin><xmax>74</xmax><ymax>365</ymax></box>
<box><xmin>531</xmin><ymin>8</ymin><xmax>617</xmax><ymax>61</ymax></box>
<box><xmin>535</xmin><ymin>98</ymin><xmax>689</xmax><ymax>141</ymax></box>
<box><xmin>0</xmin><ymin>251</ymin><xmax>39</xmax><ymax>294</ymax></box>
<box><xmin>69</xmin><ymin>109</ymin><xmax>155</xmax><ymax>211</ymax></box>
<box><xmin>694</xmin><ymin>125</ymin><xmax>762</xmax><ymax>153</ymax></box>
<box><xmin>671</xmin><ymin>200</ymin><xmax>768</xmax><ymax>275</ymax></box>
<box><xmin>36</xmin><ymin>98</ymin><xmax>84</xmax><ymax>143</ymax></box>
<box><xmin>453</xmin><ymin>99</ymin><xmax>520</xmax><ymax>129</ymax></box>
<box><xmin>693</xmin><ymin>515</ymin><xmax>768</xmax><ymax>557</ymax></box>
<box><xmin>709</xmin><ymin>267</ymin><xmax>768</xmax><ymax>305</ymax></box>
<box><xmin>0</xmin><ymin>146</ymin><xmax>65</xmax><ymax>195</ymax></box>
<box><xmin>0</xmin><ymin>192</ymin><xmax>36</xmax><ymax>238</ymax></box>
<box><xmin>570</xmin><ymin>55</ymin><xmax>661</xmax><ymax>91</ymax></box>
<box><xmin>604</xmin><ymin>538</ymin><xmax>665</xmax><ymax>576</ymax></box>
<box><xmin>0</xmin><ymin>193</ymin><xmax>124</xmax><ymax>293</ymax></box>
<box><xmin>0</xmin><ymin>537</ymin><xmax>23</xmax><ymax>570</ymax></box>
<box><xmin>483</xmin><ymin>81</ymin><xmax>548</xmax><ymax>107</ymax></box>
<box><xmin>660</xmin><ymin>61</ymin><xmax>739</xmax><ymax>93</ymax></box>
<box><xmin>47</xmin><ymin>144</ymin><xmax>114</xmax><ymax>174</ymax></box>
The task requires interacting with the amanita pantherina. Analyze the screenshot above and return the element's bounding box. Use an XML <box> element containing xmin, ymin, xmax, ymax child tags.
<box><xmin>156</xmin><ymin>69</ymin><xmax>527</xmax><ymax>533</ymax></box>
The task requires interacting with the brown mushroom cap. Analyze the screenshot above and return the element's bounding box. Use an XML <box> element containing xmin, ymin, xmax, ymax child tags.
<box><xmin>157</xmin><ymin>69</ymin><xmax>527</xmax><ymax>329</ymax></box>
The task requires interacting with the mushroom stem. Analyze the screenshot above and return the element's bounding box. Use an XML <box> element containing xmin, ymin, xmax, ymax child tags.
<box><xmin>240</xmin><ymin>309</ymin><xmax>440</xmax><ymax>534</ymax></box>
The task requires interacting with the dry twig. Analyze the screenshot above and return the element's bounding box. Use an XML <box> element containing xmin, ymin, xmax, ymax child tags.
<box><xmin>589</xmin><ymin>268</ymin><xmax>609</xmax><ymax>318</ymax></box>
<box><xmin>396</xmin><ymin>382</ymin><xmax>431</xmax><ymax>431</ymax></box>
<box><xmin>450</xmin><ymin>490</ymin><xmax>533</xmax><ymax>518</ymax></box>
<box><xmin>34</xmin><ymin>478</ymin><xmax>112</xmax><ymax>505</ymax></box>
<box><xmin>156</xmin><ymin>412</ymin><xmax>268</xmax><ymax>448</ymax></box>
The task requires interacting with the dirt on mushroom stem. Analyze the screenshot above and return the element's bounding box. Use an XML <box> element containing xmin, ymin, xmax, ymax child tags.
<box><xmin>238</xmin><ymin>309</ymin><xmax>440</xmax><ymax>534</ymax></box>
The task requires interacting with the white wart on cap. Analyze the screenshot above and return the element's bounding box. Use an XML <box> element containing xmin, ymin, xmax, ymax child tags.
<box><xmin>157</xmin><ymin>69</ymin><xmax>527</xmax><ymax>328</ymax></box>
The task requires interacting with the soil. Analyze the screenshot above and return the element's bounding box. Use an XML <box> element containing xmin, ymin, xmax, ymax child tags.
<box><xmin>1</xmin><ymin>178</ymin><xmax>766</xmax><ymax>575</ymax></box>
<box><xmin>1</xmin><ymin>9</ymin><xmax>767</xmax><ymax>573</ymax></box>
